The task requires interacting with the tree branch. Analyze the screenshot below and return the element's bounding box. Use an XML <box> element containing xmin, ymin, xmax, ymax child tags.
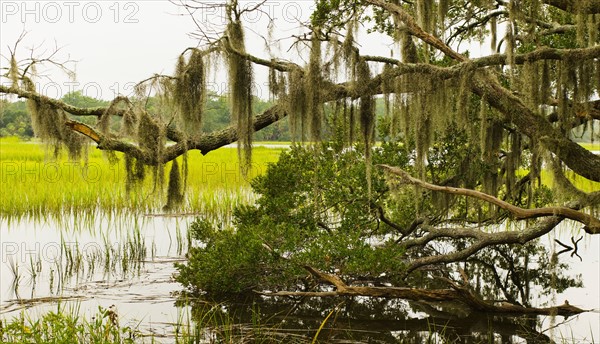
<box><xmin>542</xmin><ymin>0</ymin><xmax>600</xmax><ymax>14</ymax></box>
<box><xmin>365</xmin><ymin>0</ymin><xmax>468</xmax><ymax>62</ymax></box>
<box><xmin>400</xmin><ymin>217</ymin><xmax>565</xmax><ymax>273</ymax></box>
<box><xmin>0</xmin><ymin>85</ymin><xmax>122</xmax><ymax>117</ymax></box>
<box><xmin>379</xmin><ymin>165</ymin><xmax>600</xmax><ymax>233</ymax></box>
<box><xmin>260</xmin><ymin>266</ymin><xmax>588</xmax><ymax>318</ymax></box>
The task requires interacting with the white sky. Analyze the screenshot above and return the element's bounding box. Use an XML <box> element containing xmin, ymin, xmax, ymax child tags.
<box><xmin>0</xmin><ymin>0</ymin><xmax>400</xmax><ymax>101</ymax></box>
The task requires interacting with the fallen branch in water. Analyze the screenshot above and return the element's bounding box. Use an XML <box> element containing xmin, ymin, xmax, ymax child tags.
<box><xmin>259</xmin><ymin>266</ymin><xmax>588</xmax><ymax>318</ymax></box>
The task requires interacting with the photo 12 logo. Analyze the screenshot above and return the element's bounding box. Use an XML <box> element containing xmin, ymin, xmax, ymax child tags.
<box><xmin>1</xmin><ymin>1</ymin><xmax>140</xmax><ymax>24</ymax></box>
<box><xmin>197</xmin><ymin>0</ymin><xmax>313</xmax><ymax>25</ymax></box>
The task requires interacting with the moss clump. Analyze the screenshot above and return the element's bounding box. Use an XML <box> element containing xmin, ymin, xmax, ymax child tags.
<box><xmin>225</xmin><ymin>17</ymin><xmax>254</xmax><ymax>173</ymax></box>
<box><xmin>174</xmin><ymin>49</ymin><xmax>206</xmax><ymax>136</ymax></box>
<box><xmin>287</xmin><ymin>68</ymin><xmax>308</xmax><ymax>141</ymax></box>
<box><xmin>307</xmin><ymin>33</ymin><xmax>324</xmax><ymax>141</ymax></box>
<box><xmin>164</xmin><ymin>159</ymin><xmax>184</xmax><ymax>211</ymax></box>
<box><xmin>24</xmin><ymin>78</ymin><xmax>85</xmax><ymax>159</ymax></box>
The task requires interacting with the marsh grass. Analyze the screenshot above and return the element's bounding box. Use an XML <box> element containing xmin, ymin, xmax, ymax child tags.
<box><xmin>0</xmin><ymin>137</ymin><xmax>283</xmax><ymax>221</ymax></box>
<box><xmin>578</xmin><ymin>142</ymin><xmax>600</xmax><ymax>151</ymax></box>
<box><xmin>0</xmin><ymin>300</ymin><xmax>322</xmax><ymax>344</ymax></box>
<box><xmin>0</xmin><ymin>304</ymin><xmax>140</xmax><ymax>343</ymax></box>
<box><xmin>4</xmin><ymin>230</ymin><xmax>152</xmax><ymax>302</ymax></box>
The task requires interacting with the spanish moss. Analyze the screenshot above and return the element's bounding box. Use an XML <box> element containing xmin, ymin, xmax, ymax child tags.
<box><xmin>164</xmin><ymin>159</ymin><xmax>184</xmax><ymax>211</ymax></box>
<box><xmin>225</xmin><ymin>17</ymin><xmax>254</xmax><ymax>173</ymax></box>
<box><xmin>24</xmin><ymin>77</ymin><xmax>85</xmax><ymax>159</ymax></box>
<box><xmin>307</xmin><ymin>33</ymin><xmax>323</xmax><ymax>141</ymax></box>
<box><xmin>287</xmin><ymin>69</ymin><xmax>307</xmax><ymax>141</ymax></box>
<box><xmin>174</xmin><ymin>49</ymin><xmax>206</xmax><ymax>136</ymax></box>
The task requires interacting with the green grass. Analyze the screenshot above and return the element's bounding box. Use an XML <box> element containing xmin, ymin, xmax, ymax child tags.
<box><xmin>2</xmin><ymin>137</ymin><xmax>597</xmax><ymax>221</ymax></box>
<box><xmin>0</xmin><ymin>137</ymin><xmax>283</xmax><ymax>221</ymax></box>
<box><xmin>578</xmin><ymin>142</ymin><xmax>600</xmax><ymax>151</ymax></box>
<box><xmin>0</xmin><ymin>305</ymin><xmax>140</xmax><ymax>343</ymax></box>
<box><xmin>536</xmin><ymin>170</ymin><xmax>600</xmax><ymax>193</ymax></box>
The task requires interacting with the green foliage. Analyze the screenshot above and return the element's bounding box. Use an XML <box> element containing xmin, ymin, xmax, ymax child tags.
<box><xmin>62</xmin><ymin>91</ymin><xmax>109</xmax><ymax>108</ymax></box>
<box><xmin>176</xmin><ymin>218</ymin><xmax>284</xmax><ymax>295</ymax></box>
<box><xmin>176</xmin><ymin>131</ymin><xmax>582</xmax><ymax>304</ymax></box>
<box><xmin>0</xmin><ymin>100</ymin><xmax>32</xmax><ymax>138</ymax></box>
<box><xmin>176</xmin><ymin>142</ymin><xmax>415</xmax><ymax>295</ymax></box>
<box><xmin>0</xmin><ymin>306</ymin><xmax>138</xmax><ymax>343</ymax></box>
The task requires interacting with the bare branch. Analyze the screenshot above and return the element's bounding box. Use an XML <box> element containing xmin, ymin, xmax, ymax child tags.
<box><xmin>260</xmin><ymin>266</ymin><xmax>589</xmax><ymax>318</ymax></box>
<box><xmin>379</xmin><ymin>165</ymin><xmax>600</xmax><ymax>233</ymax></box>
<box><xmin>0</xmin><ymin>85</ymin><xmax>118</xmax><ymax>117</ymax></box>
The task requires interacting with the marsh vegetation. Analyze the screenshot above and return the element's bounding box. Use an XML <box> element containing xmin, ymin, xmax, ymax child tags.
<box><xmin>2</xmin><ymin>0</ymin><xmax>600</xmax><ymax>342</ymax></box>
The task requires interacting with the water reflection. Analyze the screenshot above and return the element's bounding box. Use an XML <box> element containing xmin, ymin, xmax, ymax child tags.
<box><xmin>1</xmin><ymin>214</ymin><xmax>598</xmax><ymax>343</ymax></box>
<box><xmin>178</xmin><ymin>294</ymin><xmax>560</xmax><ymax>343</ymax></box>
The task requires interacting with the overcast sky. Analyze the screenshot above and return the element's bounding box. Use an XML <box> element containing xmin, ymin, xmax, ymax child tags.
<box><xmin>0</xmin><ymin>1</ymin><xmax>506</xmax><ymax>103</ymax></box>
<box><xmin>0</xmin><ymin>1</ymin><xmax>405</xmax><ymax>100</ymax></box>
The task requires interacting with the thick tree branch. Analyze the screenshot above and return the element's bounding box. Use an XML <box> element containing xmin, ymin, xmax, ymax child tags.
<box><xmin>162</xmin><ymin>104</ymin><xmax>288</xmax><ymax>161</ymax></box>
<box><xmin>365</xmin><ymin>0</ymin><xmax>468</xmax><ymax>62</ymax></box>
<box><xmin>379</xmin><ymin>165</ymin><xmax>600</xmax><ymax>233</ymax></box>
<box><xmin>261</xmin><ymin>266</ymin><xmax>588</xmax><ymax>318</ymax></box>
<box><xmin>470</xmin><ymin>69</ymin><xmax>600</xmax><ymax>182</ymax></box>
<box><xmin>0</xmin><ymin>85</ymin><xmax>123</xmax><ymax>117</ymax></box>
<box><xmin>64</xmin><ymin>120</ymin><xmax>100</xmax><ymax>142</ymax></box>
<box><xmin>542</xmin><ymin>0</ymin><xmax>600</xmax><ymax>14</ymax></box>
<box><xmin>446</xmin><ymin>10</ymin><xmax>508</xmax><ymax>45</ymax></box>
<box><xmin>400</xmin><ymin>217</ymin><xmax>565</xmax><ymax>273</ymax></box>
<box><xmin>364</xmin><ymin>0</ymin><xmax>600</xmax><ymax>182</ymax></box>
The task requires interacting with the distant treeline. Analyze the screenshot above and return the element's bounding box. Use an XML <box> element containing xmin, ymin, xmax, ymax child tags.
<box><xmin>0</xmin><ymin>91</ymin><xmax>292</xmax><ymax>141</ymax></box>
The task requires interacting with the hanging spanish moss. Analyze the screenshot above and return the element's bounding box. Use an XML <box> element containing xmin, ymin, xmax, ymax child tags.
<box><xmin>399</xmin><ymin>28</ymin><xmax>418</xmax><ymax>64</ymax></box>
<box><xmin>522</xmin><ymin>60</ymin><xmax>541</xmax><ymax>108</ymax></box>
<box><xmin>540</xmin><ymin>60</ymin><xmax>551</xmax><ymax>107</ymax></box>
<box><xmin>575</xmin><ymin>2</ymin><xmax>592</xmax><ymax>48</ymax></box>
<box><xmin>9</xmin><ymin>56</ymin><xmax>19</xmax><ymax>86</ymax></box>
<box><xmin>596</xmin><ymin>55</ymin><xmax>600</xmax><ymax>94</ymax></box>
<box><xmin>268</xmin><ymin>66</ymin><xmax>288</xmax><ymax>102</ymax></box>
<box><xmin>438</xmin><ymin>0</ymin><xmax>448</xmax><ymax>32</ymax></box>
<box><xmin>503</xmin><ymin>131</ymin><xmax>522</xmax><ymax>200</ymax></box>
<box><xmin>342</xmin><ymin>19</ymin><xmax>358</xmax><ymax>67</ymax></box>
<box><xmin>287</xmin><ymin>69</ymin><xmax>307</xmax><ymax>141</ymax></box>
<box><xmin>137</xmin><ymin>111</ymin><xmax>165</xmax><ymax>190</ymax></box>
<box><xmin>395</xmin><ymin>80</ymin><xmax>411</xmax><ymax>143</ymax></box>
<box><xmin>505</xmin><ymin>22</ymin><xmax>516</xmax><ymax>73</ymax></box>
<box><xmin>121</xmin><ymin>107</ymin><xmax>140</xmax><ymax>137</ymax></box>
<box><xmin>414</xmin><ymin>93</ymin><xmax>432</xmax><ymax>174</ymax></box>
<box><xmin>456</xmin><ymin>69</ymin><xmax>472</xmax><ymax>128</ymax></box>
<box><xmin>23</xmin><ymin>77</ymin><xmax>85</xmax><ymax>159</ymax></box>
<box><xmin>329</xmin><ymin>34</ymin><xmax>341</xmax><ymax>76</ymax></box>
<box><xmin>174</xmin><ymin>49</ymin><xmax>206</xmax><ymax>136</ymax></box>
<box><xmin>100</xmin><ymin>97</ymin><xmax>131</xmax><ymax>136</ymax></box>
<box><xmin>576</xmin><ymin>60</ymin><xmax>594</xmax><ymax>114</ymax></box>
<box><xmin>124</xmin><ymin>154</ymin><xmax>146</xmax><ymax>192</ymax></box>
<box><xmin>357</xmin><ymin>58</ymin><xmax>376</xmax><ymax>195</ymax></box>
<box><xmin>548</xmin><ymin>157</ymin><xmax>594</xmax><ymax>207</ymax></box>
<box><xmin>556</xmin><ymin>61</ymin><xmax>570</xmax><ymax>135</ymax></box>
<box><xmin>381</xmin><ymin>63</ymin><xmax>394</xmax><ymax>122</ymax></box>
<box><xmin>225</xmin><ymin>17</ymin><xmax>254</xmax><ymax>172</ymax></box>
<box><xmin>490</xmin><ymin>17</ymin><xmax>498</xmax><ymax>52</ymax></box>
<box><xmin>416</xmin><ymin>0</ymin><xmax>433</xmax><ymax>60</ymax></box>
<box><xmin>307</xmin><ymin>33</ymin><xmax>323</xmax><ymax>141</ymax></box>
<box><xmin>481</xmin><ymin>115</ymin><xmax>503</xmax><ymax>197</ymax></box>
<box><xmin>164</xmin><ymin>159</ymin><xmax>184</xmax><ymax>211</ymax></box>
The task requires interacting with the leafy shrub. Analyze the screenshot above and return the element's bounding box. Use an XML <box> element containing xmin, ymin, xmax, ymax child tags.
<box><xmin>176</xmin><ymin>142</ymin><xmax>413</xmax><ymax>295</ymax></box>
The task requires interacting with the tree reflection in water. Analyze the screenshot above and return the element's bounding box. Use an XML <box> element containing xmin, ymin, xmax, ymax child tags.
<box><xmin>176</xmin><ymin>294</ymin><xmax>558</xmax><ymax>343</ymax></box>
